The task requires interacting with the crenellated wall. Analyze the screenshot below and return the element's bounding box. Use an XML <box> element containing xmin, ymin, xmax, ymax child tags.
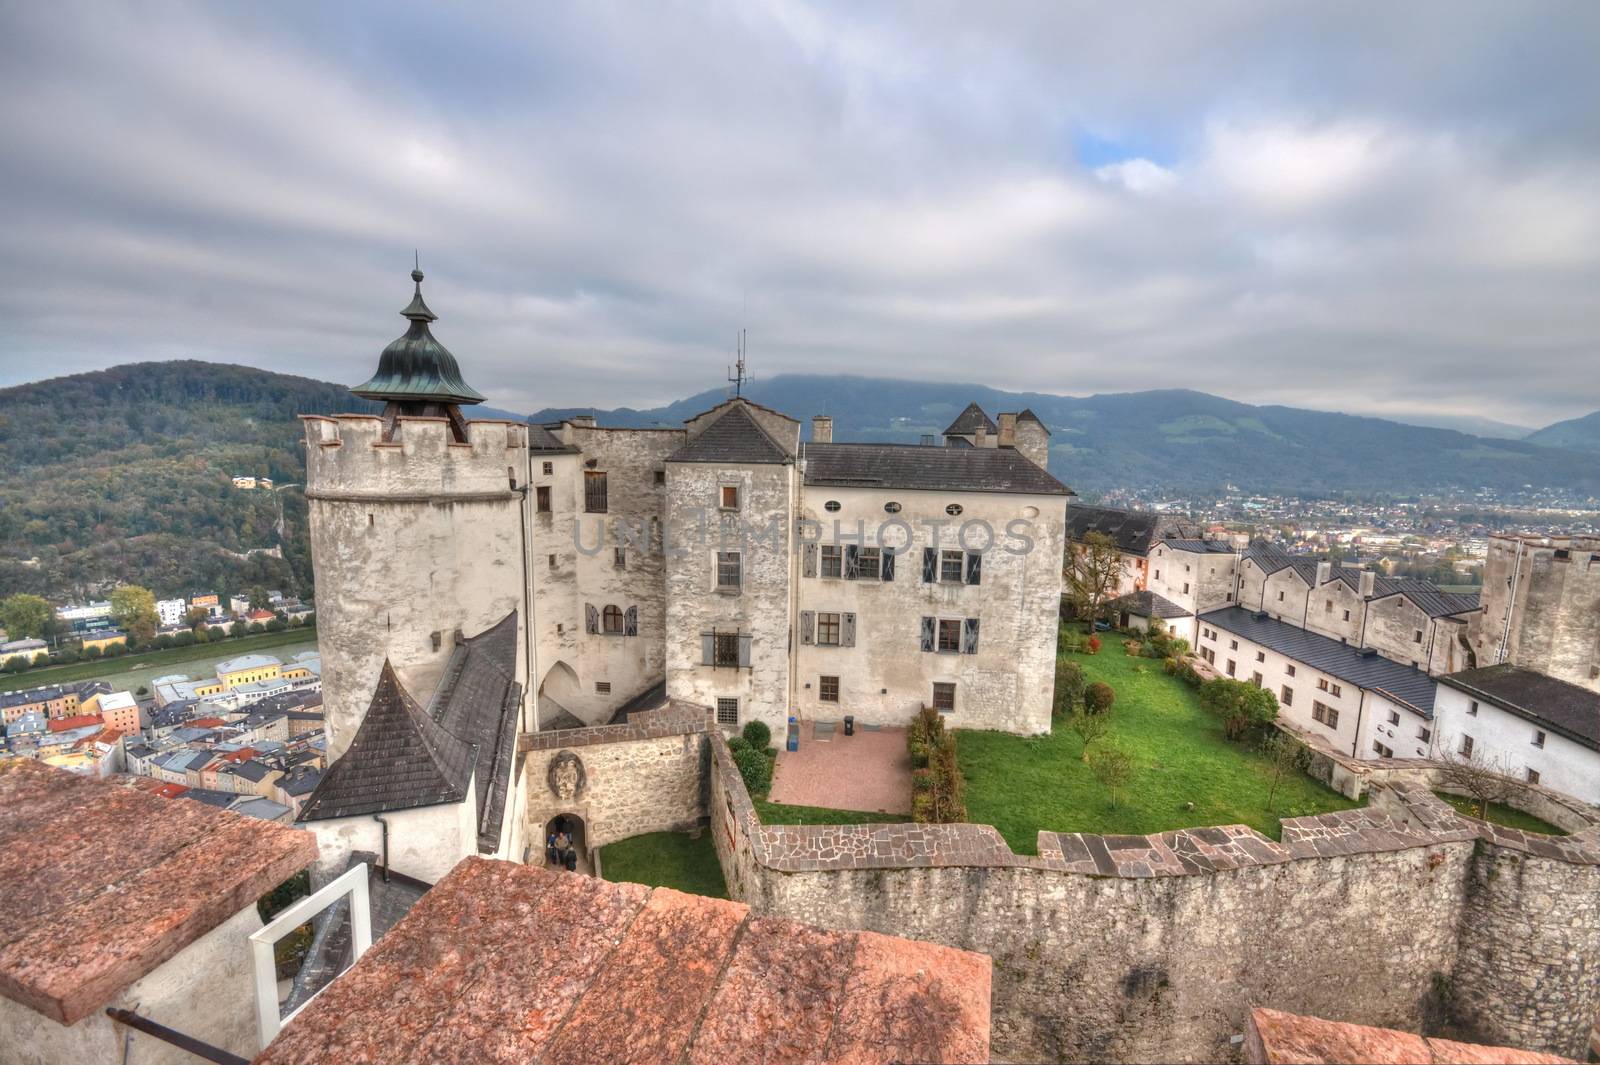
<box><xmin>303</xmin><ymin>414</ymin><xmax>531</xmax><ymax>759</ymax></box>
<box><xmin>706</xmin><ymin>737</ymin><xmax>1600</xmax><ymax>1063</ymax></box>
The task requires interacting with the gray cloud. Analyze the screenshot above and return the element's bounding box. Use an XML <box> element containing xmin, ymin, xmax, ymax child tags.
<box><xmin>1</xmin><ymin>0</ymin><xmax>1597</xmax><ymax>427</ymax></box>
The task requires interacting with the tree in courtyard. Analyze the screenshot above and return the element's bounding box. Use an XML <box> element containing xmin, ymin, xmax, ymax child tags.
<box><xmin>1262</xmin><ymin>731</ymin><xmax>1310</xmax><ymax>811</ymax></box>
<box><xmin>1065</xmin><ymin>532</ymin><xmax>1123</xmax><ymax>631</ymax></box>
<box><xmin>1</xmin><ymin>593</ymin><xmax>52</xmax><ymax>640</ymax></box>
<box><xmin>110</xmin><ymin>584</ymin><xmax>159</xmax><ymax>643</ymax></box>
<box><xmin>1198</xmin><ymin>677</ymin><xmax>1278</xmax><ymax>742</ymax></box>
<box><xmin>1054</xmin><ymin>661</ymin><xmax>1086</xmax><ymax>718</ymax></box>
<box><xmin>1088</xmin><ymin>745</ymin><xmax>1134</xmax><ymax>807</ymax></box>
<box><xmin>1084</xmin><ymin>681</ymin><xmax>1116</xmax><ymax>715</ymax></box>
<box><xmin>185</xmin><ymin>606</ymin><xmax>210</xmax><ymax>629</ymax></box>
<box><xmin>1068</xmin><ymin>708</ymin><xmax>1111</xmax><ymax>762</ymax></box>
<box><xmin>1439</xmin><ymin>740</ymin><xmax>1513</xmax><ymax>820</ymax></box>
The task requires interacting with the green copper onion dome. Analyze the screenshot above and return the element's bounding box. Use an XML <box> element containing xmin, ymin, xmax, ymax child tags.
<box><xmin>352</xmin><ymin>268</ymin><xmax>486</xmax><ymax>405</ymax></box>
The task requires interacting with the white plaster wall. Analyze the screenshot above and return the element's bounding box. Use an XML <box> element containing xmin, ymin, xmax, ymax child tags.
<box><xmin>303</xmin><ymin>787</ymin><xmax>478</xmax><ymax>886</ymax></box>
<box><xmin>1</xmin><ymin>905</ymin><xmax>262</xmax><ymax>1065</ymax></box>
<box><xmin>792</xmin><ymin>485</ymin><xmax>1064</xmax><ymax>734</ymax></box>
<box><xmin>1432</xmin><ymin>686</ymin><xmax>1600</xmax><ymax>804</ymax></box>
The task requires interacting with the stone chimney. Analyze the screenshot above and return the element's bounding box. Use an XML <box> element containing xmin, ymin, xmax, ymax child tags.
<box><xmin>997</xmin><ymin>413</ymin><xmax>1017</xmax><ymax>448</ymax></box>
<box><xmin>1315</xmin><ymin>560</ymin><xmax>1332</xmax><ymax>586</ymax></box>
<box><xmin>974</xmin><ymin>424</ymin><xmax>988</xmax><ymax>448</ymax></box>
<box><xmin>1359</xmin><ymin>569</ymin><xmax>1376</xmax><ymax>598</ymax></box>
<box><xmin>569</xmin><ymin>415</ymin><xmax>597</xmax><ymax>428</ymax></box>
<box><xmin>811</xmin><ymin>415</ymin><xmax>833</xmax><ymax>444</ymax></box>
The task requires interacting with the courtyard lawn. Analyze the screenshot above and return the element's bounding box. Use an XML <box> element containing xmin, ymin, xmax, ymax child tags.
<box><xmin>598</xmin><ymin>831</ymin><xmax>729</xmax><ymax>898</ymax></box>
<box><xmin>1432</xmin><ymin>792</ymin><xmax>1567</xmax><ymax>836</ymax></box>
<box><xmin>754</xmin><ymin>797</ymin><xmax>896</xmax><ymax>825</ymax></box>
<box><xmin>957</xmin><ymin>627</ymin><xmax>1362</xmax><ymax>854</ymax></box>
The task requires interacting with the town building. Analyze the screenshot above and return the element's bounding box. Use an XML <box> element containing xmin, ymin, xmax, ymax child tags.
<box><xmin>216</xmin><ymin>653</ymin><xmax>282</xmax><ymax>689</ymax></box>
<box><xmin>1433</xmin><ymin>664</ymin><xmax>1600</xmax><ymax>803</ymax></box>
<box><xmin>54</xmin><ymin>600</ymin><xmax>113</xmax><ymax>632</ymax></box>
<box><xmin>79</xmin><ymin>629</ymin><xmax>127</xmax><ymax>654</ymax></box>
<box><xmin>1475</xmin><ymin>533</ymin><xmax>1600</xmax><ymax>693</ymax></box>
<box><xmin>155</xmin><ymin>598</ymin><xmax>187</xmax><ymax>627</ymax></box>
<box><xmin>190</xmin><ymin>592</ymin><xmax>222</xmax><ymax>616</ymax></box>
<box><xmin>0</xmin><ymin>637</ymin><xmax>48</xmax><ymax>665</ymax></box>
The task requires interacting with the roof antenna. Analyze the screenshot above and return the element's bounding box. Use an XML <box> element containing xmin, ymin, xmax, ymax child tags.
<box><xmin>727</xmin><ymin>328</ymin><xmax>750</xmax><ymax>397</ymax></box>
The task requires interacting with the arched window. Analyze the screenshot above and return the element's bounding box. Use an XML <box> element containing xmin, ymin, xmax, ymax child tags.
<box><xmin>602</xmin><ymin>605</ymin><xmax>624</xmax><ymax>634</ymax></box>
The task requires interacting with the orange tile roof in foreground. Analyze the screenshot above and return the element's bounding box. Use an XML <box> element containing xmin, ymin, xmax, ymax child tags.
<box><xmin>1246</xmin><ymin>1007</ymin><xmax>1575</xmax><ymax>1064</ymax></box>
<box><xmin>255</xmin><ymin>857</ymin><xmax>992</xmax><ymax>1065</ymax></box>
<box><xmin>0</xmin><ymin>759</ymin><xmax>317</xmax><ymax>1025</ymax></box>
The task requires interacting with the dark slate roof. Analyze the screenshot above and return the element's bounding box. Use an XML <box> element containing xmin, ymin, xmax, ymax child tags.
<box><xmin>298</xmin><ymin>660</ymin><xmax>472</xmax><ymax>822</ymax></box>
<box><xmin>1066</xmin><ymin>504</ymin><xmax>1201</xmax><ymax>555</ymax></box>
<box><xmin>804</xmin><ymin>442</ymin><xmax>1071</xmax><ymax>495</ymax></box>
<box><xmin>667</xmin><ymin>403</ymin><xmax>792</xmax><ymax>465</ymax></box>
<box><xmin>1108</xmin><ymin>589</ymin><xmax>1192</xmax><ymax>620</ymax></box>
<box><xmin>226</xmin><ymin>759</ymin><xmax>275</xmax><ymax>784</ymax></box>
<box><xmin>1162</xmin><ymin>539</ymin><xmax>1237</xmax><ymax>554</ymax></box>
<box><xmin>528</xmin><ymin>424</ymin><xmax>579</xmax><ymax>453</ymax></box>
<box><xmin>426</xmin><ymin>612</ymin><xmax>523</xmax><ymax>852</ymax></box>
<box><xmin>1016</xmin><ymin>408</ymin><xmax>1049</xmax><ymax>433</ymax></box>
<box><xmin>298</xmin><ymin>612</ymin><xmax>522</xmax><ymax>852</ymax></box>
<box><xmin>1438</xmin><ymin>665</ymin><xmax>1600</xmax><ymax>752</ymax></box>
<box><xmin>1200</xmin><ymin>607</ymin><xmax>1438</xmax><ymax>716</ymax></box>
<box><xmin>1366</xmin><ymin>580</ymin><xmax>1480</xmax><ymax>618</ymax></box>
<box><xmin>942</xmin><ymin>402</ymin><xmax>998</xmax><ymax>436</ymax></box>
<box><xmin>181</xmin><ymin>787</ymin><xmax>237</xmax><ymax>809</ymax></box>
<box><xmin>351</xmin><ymin>269</ymin><xmax>486</xmax><ymax>406</ymax></box>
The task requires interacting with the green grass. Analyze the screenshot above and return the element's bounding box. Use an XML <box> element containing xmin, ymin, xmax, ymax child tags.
<box><xmin>0</xmin><ymin>628</ymin><xmax>317</xmax><ymax>693</ymax></box>
<box><xmin>1433</xmin><ymin>791</ymin><xmax>1567</xmax><ymax>836</ymax></box>
<box><xmin>599</xmin><ymin>831</ymin><xmax>729</xmax><ymax>898</ymax></box>
<box><xmin>754</xmin><ymin>798</ymin><xmax>896</xmax><ymax>825</ymax></box>
<box><xmin>957</xmin><ymin>627</ymin><xmax>1362</xmax><ymax>853</ymax></box>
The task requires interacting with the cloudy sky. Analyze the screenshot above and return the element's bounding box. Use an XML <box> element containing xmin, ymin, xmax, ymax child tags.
<box><xmin>2</xmin><ymin>2</ymin><xmax>1597</xmax><ymax>426</ymax></box>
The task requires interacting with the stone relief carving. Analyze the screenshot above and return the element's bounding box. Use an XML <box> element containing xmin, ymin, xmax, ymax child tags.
<box><xmin>547</xmin><ymin>750</ymin><xmax>586</xmax><ymax>801</ymax></box>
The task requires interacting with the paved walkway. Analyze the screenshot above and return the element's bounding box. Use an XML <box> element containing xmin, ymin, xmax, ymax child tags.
<box><xmin>768</xmin><ymin>721</ymin><xmax>911</xmax><ymax>815</ymax></box>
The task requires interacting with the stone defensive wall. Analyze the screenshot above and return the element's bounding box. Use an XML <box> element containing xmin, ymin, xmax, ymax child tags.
<box><xmin>301</xmin><ymin>413</ymin><xmax>530</xmax><ymax>500</ymax></box>
<box><xmin>705</xmin><ymin>736</ymin><xmax>1600</xmax><ymax>1063</ymax></box>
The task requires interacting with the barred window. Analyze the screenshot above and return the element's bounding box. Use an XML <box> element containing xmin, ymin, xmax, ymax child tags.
<box><xmin>584</xmin><ymin>471</ymin><xmax>608</xmax><ymax>513</ymax></box>
<box><xmin>716</xmin><ymin>698</ymin><xmax>739</xmax><ymax>726</ymax></box>
<box><xmin>820</xmin><ymin>545</ymin><xmax>842</xmax><ymax>578</ymax></box>
<box><xmin>614</xmin><ymin>547</ymin><xmax>626</xmax><ymax>569</ymax></box>
<box><xmin>940</xmin><ymin>550</ymin><xmax>963</xmax><ymax>583</ymax></box>
<box><xmin>819</xmin><ymin>675</ymin><xmax>839</xmax><ymax>702</ymax></box>
<box><xmin>713</xmin><ymin>633</ymin><xmax>741</xmax><ymax>668</ymax></box>
<box><xmin>596</xmin><ymin>681</ymin><xmax>611</xmax><ymax>694</ymax></box>
<box><xmin>816</xmin><ymin>612</ymin><xmax>841</xmax><ymax>646</ymax></box>
<box><xmin>932</xmin><ymin>682</ymin><xmax>956</xmax><ymax>713</ymax></box>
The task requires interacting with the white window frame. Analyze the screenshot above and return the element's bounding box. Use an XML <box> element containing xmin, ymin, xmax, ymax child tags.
<box><xmin>251</xmin><ymin>862</ymin><xmax>372</xmax><ymax>1047</ymax></box>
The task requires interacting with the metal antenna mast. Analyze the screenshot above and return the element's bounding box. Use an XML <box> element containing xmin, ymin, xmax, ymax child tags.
<box><xmin>727</xmin><ymin>329</ymin><xmax>750</xmax><ymax>396</ymax></box>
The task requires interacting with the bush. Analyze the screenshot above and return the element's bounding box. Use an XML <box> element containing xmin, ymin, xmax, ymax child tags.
<box><xmin>1199</xmin><ymin>678</ymin><xmax>1279</xmax><ymax>742</ymax></box>
<box><xmin>741</xmin><ymin>720</ymin><xmax>772</xmax><ymax>751</ymax></box>
<box><xmin>908</xmin><ymin>707</ymin><xmax>964</xmax><ymax>823</ymax></box>
<box><xmin>1086</xmin><ymin>635</ymin><xmax>1101</xmax><ymax>655</ymax></box>
<box><xmin>732</xmin><ymin>746</ymin><xmax>773</xmax><ymax>795</ymax></box>
<box><xmin>1176</xmin><ymin>661</ymin><xmax>1203</xmax><ymax>688</ymax></box>
<box><xmin>1162</xmin><ymin>656</ymin><xmax>1179</xmax><ymax>675</ymax></box>
<box><xmin>912</xmin><ymin>767</ymin><xmax>935</xmax><ymax>793</ymax></box>
<box><xmin>1084</xmin><ymin>681</ymin><xmax>1116</xmax><ymax>715</ymax></box>
<box><xmin>136</xmin><ymin>686</ymin><xmax>149</xmax><ymax>697</ymax></box>
<box><xmin>725</xmin><ymin>735</ymin><xmax>750</xmax><ymax>753</ymax></box>
<box><xmin>1054</xmin><ymin>660</ymin><xmax>1086</xmax><ymax>718</ymax></box>
<box><xmin>907</xmin><ymin>704</ymin><xmax>946</xmax><ymax>769</ymax></box>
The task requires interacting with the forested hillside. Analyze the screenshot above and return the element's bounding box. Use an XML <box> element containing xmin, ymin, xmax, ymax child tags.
<box><xmin>0</xmin><ymin>362</ymin><xmax>375</xmax><ymax>602</ymax></box>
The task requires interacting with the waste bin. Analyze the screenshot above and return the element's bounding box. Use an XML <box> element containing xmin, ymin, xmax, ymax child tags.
<box><xmin>843</xmin><ymin>715</ymin><xmax>854</xmax><ymax>736</ymax></box>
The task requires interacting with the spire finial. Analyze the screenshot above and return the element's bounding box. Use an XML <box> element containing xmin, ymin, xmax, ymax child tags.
<box><xmin>411</xmin><ymin>250</ymin><xmax>423</xmax><ymax>285</ymax></box>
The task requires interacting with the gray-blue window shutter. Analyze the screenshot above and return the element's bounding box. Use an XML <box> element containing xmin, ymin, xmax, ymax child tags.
<box><xmin>966</xmin><ymin>552</ymin><xmax>982</xmax><ymax>585</ymax></box>
<box><xmin>963</xmin><ymin>617</ymin><xmax>980</xmax><ymax>654</ymax></box>
<box><xmin>881</xmin><ymin>551</ymin><xmax>895</xmax><ymax>581</ymax></box>
<box><xmin>701</xmin><ymin>633</ymin><xmax>714</xmax><ymax>664</ymax></box>
<box><xmin>844</xmin><ymin>545</ymin><xmax>859</xmax><ymax>580</ymax></box>
<box><xmin>624</xmin><ymin>606</ymin><xmax>638</xmax><ymax>636</ymax></box>
<box><xmin>585</xmin><ymin>603</ymin><xmax>599</xmax><ymax>634</ymax></box>
<box><xmin>919</xmin><ymin>616</ymin><xmax>935</xmax><ymax>652</ymax></box>
<box><xmin>842</xmin><ymin>612</ymin><xmax>856</xmax><ymax>647</ymax></box>
<box><xmin>922</xmin><ymin>547</ymin><xmax>936</xmax><ymax>583</ymax></box>
<box><xmin>800</xmin><ymin>610</ymin><xmax>815</xmax><ymax>645</ymax></box>
<box><xmin>803</xmin><ymin>543</ymin><xmax>818</xmax><ymax>578</ymax></box>
<box><xmin>738</xmin><ymin>633</ymin><xmax>752</xmax><ymax>667</ymax></box>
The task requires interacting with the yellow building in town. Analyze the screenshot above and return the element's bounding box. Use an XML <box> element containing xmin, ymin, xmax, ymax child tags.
<box><xmin>215</xmin><ymin>654</ymin><xmax>282</xmax><ymax>691</ymax></box>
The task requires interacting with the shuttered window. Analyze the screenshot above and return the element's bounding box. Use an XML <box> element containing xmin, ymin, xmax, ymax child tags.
<box><xmin>584</xmin><ymin>471</ymin><xmax>608</xmax><ymax>513</ymax></box>
<box><xmin>602</xmin><ymin>605</ymin><xmax>624</xmax><ymax>634</ymax></box>
<box><xmin>800</xmin><ymin>610</ymin><xmax>815</xmax><ymax>645</ymax></box>
<box><xmin>624</xmin><ymin>606</ymin><xmax>638</xmax><ymax>637</ymax></box>
<box><xmin>880</xmin><ymin>550</ymin><xmax>895</xmax><ymax>581</ymax></box>
<box><xmin>965</xmin><ymin>552</ymin><xmax>982</xmax><ymax>585</ymax></box>
<box><xmin>937</xmin><ymin>619</ymin><xmax>962</xmax><ymax>652</ymax></box>
<box><xmin>844</xmin><ymin>545</ymin><xmax>860</xmax><ymax>580</ymax></box>
<box><xmin>584</xmin><ymin>603</ymin><xmax>598</xmax><ymax>634</ymax></box>
<box><xmin>820</xmin><ymin>545</ymin><xmax>842</xmax><ymax>578</ymax></box>
<box><xmin>802</xmin><ymin>543</ymin><xmax>818</xmax><ymax>578</ymax></box>
<box><xmin>919</xmin><ymin>616</ymin><xmax>935</xmax><ymax>652</ymax></box>
<box><xmin>922</xmin><ymin>547</ymin><xmax>937</xmax><ymax>583</ymax></box>
<box><xmin>940</xmin><ymin>551</ymin><xmax>963</xmax><ymax>583</ymax></box>
<box><xmin>857</xmin><ymin>547</ymin><xmax>881</xmax><ymax>580</ymax></box>
<box><xmin>816</xmin><ymin>612</ymin><xmax>841</xmax><ymax>646</ymax></box>
<box><xmin>962</xmin><ymin>617</ymin><xmax>980</xmax><ymax>655</ymax></box>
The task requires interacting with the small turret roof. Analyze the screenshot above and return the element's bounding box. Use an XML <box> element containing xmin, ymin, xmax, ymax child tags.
<box><xmin>351</xmin><ymin>269</ymin><xmax>486</xmax><ymax>406</ymax></box>
<box><xmin>943</xmin><ymin>402</ymin><xmax>997</xmax><ymax>436</ymax></box>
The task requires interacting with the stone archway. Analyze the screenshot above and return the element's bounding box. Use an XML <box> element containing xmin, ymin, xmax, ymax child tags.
<box><xmin>541</xmin><ymin>812</ymin><xmax>591</xmax><ymax>875</ymax></box>
<box><xmin>537</xmin><ymin>660</ymin><xmax>582</xmax><ymax>726</ymax></box>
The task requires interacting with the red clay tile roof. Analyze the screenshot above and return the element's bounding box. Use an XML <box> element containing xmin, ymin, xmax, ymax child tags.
<box><xmin>0</xmin><ymin>759</ymin><xmax>317</xmax><ymax>1025</ymax></box>
<box><xmin>254</xmin><ymin>857</ymin><xmax>991</xmax><ymax>1065</ymax></box>
<box><xmin>1246</xmin><ymin>1007</ymin><xmax>1574</xmax><ymax>1064</ymax></box>
<box><xmin>46</xmin><ymin>713</ymin><xmax>102</xmax><ymax>732</ymax></box>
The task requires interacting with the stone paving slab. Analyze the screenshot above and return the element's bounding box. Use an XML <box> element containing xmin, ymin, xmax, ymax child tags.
<box><xmin>769</xmin><ymin>721</ymin><xmax>911</xmax><ymax>814</ymax></box>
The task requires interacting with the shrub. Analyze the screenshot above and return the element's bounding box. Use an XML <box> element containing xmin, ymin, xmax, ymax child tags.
<box><xmin>732</xmin><ymin>746</ymin><xmax>773</xmax><ymax>795</ymax></box>
<box><xmin>136</xmin><ymin>686</ymin><xmax>149</xmax><ymax>697</ymax></box>
<box><xmin>1199</xmin><ymin>677</ymin><xmax>1279</xmax><ymax>741</ymax></box>
<box><xmin>741</xmin><ymin>720</ymin><xmax>772</xmax><ymax>751</ymax></box>
<box><xmin>1175</xmin><ymin>661</ymin><xmax>1203</xmax><ymax>687</ymax></box>
<box><xmin>907</xmin><ymin>704</ymin><xmax>946</xmax><ymax>769</ymax></box>
<box><xmin>1054</xmin><ymin>661</ymin><xmax>1086</xmax><ymax>718</ymax></box>
<box><xmin>1086</xmin><ymin>635</ymin><xmax>1101</xmax><ymax>655</ymax></box>
<box><xmin>912</xmin><ymin>767</ymin><xmax>935</xmax><ymax>793</ymax></box>
<box><xmin>1068</xmin><ymin>708</ymin><xmax>1110</xmax><ymax>761</ymax></box>
<box><xmin>1163</xmin><ymin>656</ymin><xmax>1179</xmax><ymax>675</ymax></box>
<box><xmin>1060</xmin><ymin>629</ymin><xmax>1084</xmax><ymax>655</ymax></box>
<box><xmin>1084</xmin><ymin>681</ymin><xmax>1116</xmax><ymax>715</ymax></box>
<box><xmin>726</xmin><ymin>735</ymin><xmax>750</xmax><ymax>753</ymax></box>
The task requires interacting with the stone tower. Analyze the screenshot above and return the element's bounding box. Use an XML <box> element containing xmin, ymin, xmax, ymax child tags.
<box><xmin>304</xmin><ymin>268</ymin><xmax>533</xmax><ymax>760</ymax></box>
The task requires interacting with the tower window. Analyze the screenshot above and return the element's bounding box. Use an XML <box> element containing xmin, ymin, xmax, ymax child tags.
<box><xmin>543</xmin><ymin>461</ymin><xmax>554</xmax><ymax>475</ymax></box>
<box><xmin>602</xmin><ymin>605</ymin><xmax>624</xmax><ymax>634</ymax></box>
<box><xmin>536</xmin><ymin>486</ymin><xmax>551</xmax><ymax>512</ymax></box>
<box><xmin>584</xmin><ymin>471</ymin><xmax>608</xmax><ymax>513</ymax></box>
